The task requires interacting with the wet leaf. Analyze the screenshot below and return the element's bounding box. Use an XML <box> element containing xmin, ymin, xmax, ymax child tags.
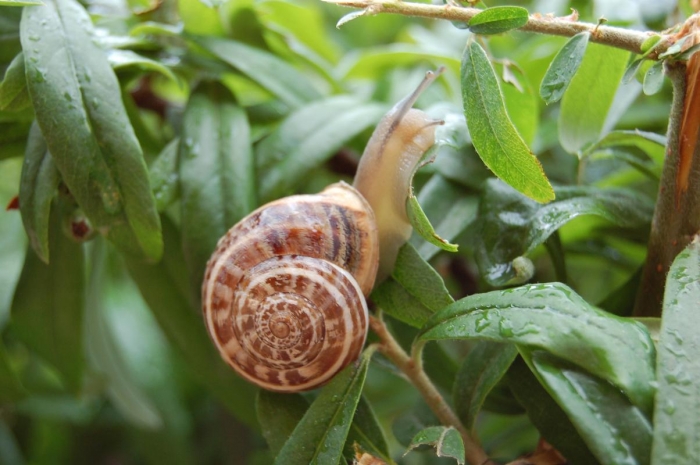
<box><xmin>149</xmin><ymin>139</ymin><xmax>180</xmax><ymax>212</ymax></box>
<box><xmin>419</xmin><ymin>282</ymin><xmax>657</xmax><ymax>414</ymax></box>
<box><xmin>406</xmin><ymin>426</ymin><xmax>464</xmax><ymax>464</ymax></box>
<box><xmin>642</xmin><ymin>60</ymin><xmax>664</xmax><ymax>96</ymax></box>
<box><xmin>462</xmin><ymin>41</ymin><xmax>554</xmax><ymax>203</ymax></box>
<box><xmin>651</xmin><ymin>237</ymin><xmax>700</xmax><ymax>463</ymax></box>
<box><xmin>257</xmin><ymin>391</ymin><xmax>309</xmax><ymax>456</ymax></box>
<box><xmin>540</xmin><ymin>32</ymin><xmax>590</xmax><ymax>105</ymax></box>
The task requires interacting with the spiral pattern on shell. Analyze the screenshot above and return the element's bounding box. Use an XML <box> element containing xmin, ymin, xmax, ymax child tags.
<box><xmin>202</xmin><ymin>182</ymin><xmax>379</xmax><ymax>392</ymax></box>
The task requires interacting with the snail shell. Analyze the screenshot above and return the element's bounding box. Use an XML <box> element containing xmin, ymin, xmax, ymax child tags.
<box><xmin>202</xmin><ymin>182</ymin><xmax>379</xmax><ymax>392</ymax></box>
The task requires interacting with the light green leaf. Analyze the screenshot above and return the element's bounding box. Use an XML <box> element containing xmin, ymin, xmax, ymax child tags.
<box><xmin>559</xmin><ymin>43</ymin><xmax>629</xmax><ymax>154</ymax></box>
<box><xmin>274</xmin><ymin>349</ymin><xmax>373</xmax><ymax>465</ymax></box>
<box><xmin>501</xmin><ymin>63</ymin><xmax>538</xmax><ymax>146</ymax></box>
<box><xmin>462</xmin><ymin>40</ymin><xmax>554</xmax><ymax>203</ymax></box>
<box><xmin>178</xmin><ymin>0</ymin><xmax>224</xmax><ymax>36</ymax></box>
<box><xmin>11</xmin><ymin>206</ymin><xmax>85</xmax><ymax>392</ymax></box>
<box><xmin>108</xmin><ymin>49</ymin><xmax>178</xmax><ymax>83</ymax></box>
<box><xmin>651</xmin><ymin>237</ymin><xmax>700</xmax><ymax>463</ymax></box>
<box><xmin>468</xmin><ymin>6</ymin><xmax>529</xmax><ymax>35</ymax></box>
<box><xmin>18</xmin><ymin>123</ymin><xmax>60</xmax><ymax>263</ymax></box>
<box><xmin>21</xmin><ymin>0</ymin><xmax>162</xmax><ymax>260</ymax></box>
<box><xmin>418</xmin><ymin>282</ymin><xmax>657</xmax><ymax>414</ymax></box>
<box><xmin>453</xmin><ymin>342</ymin><xmax>517</xmax><ymax>430</ymax></box>
<box><xmin>0</xmin><ymin>0</ymin><xmax>42</xmax><ymax>5</ymax></box>
<box><xmin>406</xmin><ymin>195</ymin><xmax>458</xmax><ymax>253</ymax></box>
<box><xmin>193</xmin><ymin>36</ymin><xmax>321</xmax><ymax>108</ymax></box>
<box><xmin>540</xmin><ymin>32</ymin><xmax>590</xmax><ymax>105</ymax></box>
<box><xmin>179</xmin><ymin>81</ymin><xmax>255</xmax><ymax>291</ymax></box>
<box><xmin>0</xmin><ymin>52</ymin><xmax>30</xmax><ymax>111</ymax></box>
<box><xmin>524</xmin><ymin>350</ymin><xmax>652</xmax><ymax>465</ymax></box>
<box><xmin>406</xmin><ymin>426</ymin><xmax>464</xmax><ymax>465</ymax></box>
<box><xmin>642</xmin><ymin>60</ymin><xmax>664</xmax><ymax>96</ymax></box>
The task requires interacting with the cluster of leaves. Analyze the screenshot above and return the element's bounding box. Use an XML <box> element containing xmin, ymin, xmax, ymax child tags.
<box><xmin>0</xmin><ymin>0</ymin><xmax>698</xmax><ymax>464</ymax></box>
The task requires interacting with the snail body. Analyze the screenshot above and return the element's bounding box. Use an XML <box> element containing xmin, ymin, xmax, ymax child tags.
<box><xmin>202</xmin><ymin>69</ymin><xmax>443</xmax><ymax>392</ymax></box>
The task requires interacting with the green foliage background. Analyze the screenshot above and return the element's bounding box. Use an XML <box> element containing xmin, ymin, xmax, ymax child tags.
<box><xmin>0</xmin><ymin>0</ymin><xmax>698</xmax><ymax>463</ymax></box>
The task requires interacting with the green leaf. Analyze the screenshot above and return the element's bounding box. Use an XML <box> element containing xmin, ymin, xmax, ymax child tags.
<box><xmin>193</xmin><ymin>36</ymin><xmax>321</xmax><ymax>108</ymax></box>
<box><xmin>467</xmin><ymin>6</ymin><xmax>529</xmax><ymax>35</ymax></box>
<box><xmin>559</xmin><ymin>42</ymin><xmax>629</xmax><ymax>154</ymax></box>
<box><xmin>524</xmin><ymin>350</ymin><xmax>652</xmax><ymax>465</ymax></box>
<box><xmin>418</xmin><ymin>282</ymin><xmax>657</xmax><ymax>414</ymax></box>
<box><xmin>642</xmin><ymin>60</ymin><xmax>664</xmax><ymax>96</ymax></box>
<box><xmin>149</xmin><ymin>138</ymin><xmax>180</xmax><ymax>212</ymax></box>
<box><xmin>19</xmin><ymin>123</ymin><xmax>61</xmax><ymax>263</ymax></box>
<box><xmin>474</xmin><ymin>179</ymin><xmax>654</xmax><ymax>286</ymax></box>
<box><xmin>462</xmin><ymin>41</ymin><xmax>554</xmax><ymax>203</ymax></box>
<box><xmin>21</xmin><ymin>0</ymin><xmax>162</xmax><ymax>260</ymax></box>
<box><xmin>453</xmin><ymin>342</ymin><xmax>517</xmax><ymax>430</ymax></box>
<box><xmin>406</xmin><ymin>426</ymin><xmax>464</xmax><ymax>465</ymax></box>
<box><xmin>540</xmin><ymin>32</ymin><xmax>590</xmax><ymax>105</ymax></box>
<box><xmin>371</xmin><ymin>243</ymin><xmax>454</xmax><ymax>328</ymax></box>
<box><xmin>274</xmin><ymin>349</ymin><xmax>373</xmax><ymax>465</ymax></box>
<box><xmin>125</xmin><ymin>216</ymin><xmax>259</xmax><ymax>430</ymax></box>
<box><xmin>85</xmin><ymin>240</ymin><xmax>162</xmax><ymax>429</ymax></box>
<box><xmin>0</xmin><ymin>341</ymin><xmax>25</xmax><ymax>403</ymax></box>
<box><xmin>0</xmin><ymin>0</ymin><xmax>42</xmax><ymax>5</ymax></box>
<box><xmin>108</xmin><ymin>49</ymin><xmax>178</xmax><ymax>83</ymax></box>
<box><xmin>10</xmin><ymin>206</ymin><xmax>84</xmax><ymax>392</ymax></box>
<box><xmin>406</xmin><ymin>195</ymin><xmax>458</xmax><ymax>253</ymax></box>
<box><xmin>179</xmin><ymin>81</ymin><xmax>255</xmax><ymax>291</ymax></box>
<box><xmin>507</xmin><ymin>356</ymin><xmax>600</xmax><ymax>464</ymax></box>
<box><xmin>0</xmin><ymin>52</ymin><xmax>30</xmax><ymax>111</ymax></box>
<box><xmin>257</xmin><ymin>391</ymin><xmax>309</xmax><ymax>456</ymax></box>
<box><xmin>178</xmin><ymin>0</ymin><xmax>224</xmax><ymax>36</ymax></box>
<box><xmin>500</xmin><ymin>63</ymin><xmax>538</xmax><ymax>146</ymax></box>
<box><xmin>346</xmin><ymin>396</ymin><xmax>392</xmax><ymax>463</ymax></box>
<box><xmin>651</xmin><ymin>237</ymin><xmax>700</xmax><ymax>463</ymax></box>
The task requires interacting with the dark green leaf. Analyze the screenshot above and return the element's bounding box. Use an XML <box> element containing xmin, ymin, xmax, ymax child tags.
<box><xmin>0</xmin><ymin>52</ymin><xmax>30</xmax><ymax>111</ymax></box>
<box><xmin>392</xmin><ymin>400</ymin><xmax>439</xmax><ymax>447</ymax></box>
<box><xmin>179</xmin><ymin>81</ymin><xmax>255</xmax><ymax>291</ymax></box>
<box><xmin>257</xmin><ymin>391</ymin><xmax>309</xmax><ymax>457</ymax></box>
<box><xmin>642</xmin><ymin>60</ymin><xmax>664</xmax><ymax>96</ymax></box>
<box><xmin>474</xmin><ymin>179</ymin><xmax>654</xmax><ymax>286</ymax></box>
<box><xmin>257</xmin><ymin>97</ymin><xmax>384</xmax><ymax>202</ymax></box>
<box><xmin>21</xmin><ymin>0</ymin><xmax>162</xmax><ymax>260</ymax></box>
<box><xmin>372</xmin><ymin>279</ymin><xmax>433</xmax><ymax>329</ymax></box>
<box><xmin>193</xmin><ymin>36</ymin><xmax>321</xmax><ymax>108</ymax></box>
<box><xmin>0</xmin><ymin>341</ymin><xmax>25</xmax><ymax>403</ymax></box>
<box><xmin>85</xmin><ymin>240</ymin><xmax>162</xmax><ymax>429</ymax></box>
<box><xmin>274</xmin><ymin>349</ymin><xmax>373</xmax><ymax>465</ymax></box>
<box><xmin>126</xmin><ymin>216</ymin><xmax>259</xmax><ymax>429</ymax></box>
<box><xmin>651</xmin><ymin>237</ymin><xmax>700</xmax><ymax>463</ymax></box>
<box><xmin>19</xmin><ymin>123</ymin><xmax>61</xmax><ymax>263</ymax></box>
<box><xmin>559</xmin><ymin>43</ymin><xmax>629</xmax><ymax>154</ymax></box>
<box><xmin>406</xmin><ymin>195</ymin><xmax>458</xmax><ymax>252</ymax></box>
<box><xmin>453</xmin><ymin>342</ymin><xmax>517</xmax><ymax>430</ymax></box>
<box><xmin>419</xmin><ymin>282</ymin><xmax>657</xmax><ymax>414</ymax></box>
<box><xmin>406</xmin><ymin>426</ymin><xmax>464</xmax><ymax>465</ymax></box>
<box><xmin>467</xmin><ymin>6</ymin><xmax>529</xmax><ymax>35</ymax></box>
<box><xmin>524</xmin><ymin>350</ymin><xmax>652</xmax><ymax>465</ymax></box>
<box><xmin>462</xmin><ymin>41</ymin><xmax>554</xmax><ymax>203</ymax></box>
<box><xmin>346</xmin><ymin>396</ymin><xmax>392</xmax><ymax>463</ymax></box>
<box><xmin>540</xmin><ymin>32</ymin><xmax>590</xmax><ymax>105</ymax></box>
<box><xmin>507</xmin><ymin>357</ymin><xmax>599</xmax><ymax>465</ymax></box>
<box><xmin>149</xmin><ymin>139</ymin><xmax>180</xmax><ymax>212</ymax></box>
<box><xmin>11</xmin><ymin>206</ymin><xmax>84</xmax><ymax>392</ymax></box>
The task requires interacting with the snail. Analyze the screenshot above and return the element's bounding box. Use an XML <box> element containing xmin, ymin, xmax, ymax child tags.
<box><xmin>202</xmin><ymin>68</ymin><xmax>444</xmax><ymax>392</ymax></box>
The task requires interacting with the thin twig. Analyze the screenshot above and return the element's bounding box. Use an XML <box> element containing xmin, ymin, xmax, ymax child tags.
<box><xmin>369</xmin><ymin>315</ymin><xmax>491</xmax><ymax>465</ymax></box>
<box><xmin>324</xmin><ymin>0</ymin><xmax>666</xmax><ymax>56</ymax></box>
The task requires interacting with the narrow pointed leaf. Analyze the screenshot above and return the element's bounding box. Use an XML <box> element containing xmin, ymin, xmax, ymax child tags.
<box><xmin>453</xmin><ymin>342</ymin><xmax>517</xmax><ymax>430</ymax></box>
<box><xmin>193</xmin><ymin>36</ymin><xmax>321</xmax><ymax>108</ymax></box>
<box><xmin>651</xmin><ymin>237</ymin><xmax>700</xmax><ymax>463</ymax></box>
<box><xmin>149</xmin><ymin>138</ymin><xmax>180</xmax><ymax>212</ymax></box>
<box><xmin>345</xmin><ymin>396</ymin><xmax>392</xmax><ymax>463</ymax></box>
<box><xmin>467</xmin><ymin>6</ymin><xmax>529</xmax><ymax>35</ymax></box>
<box><xmin>0</xmin><ymin>52</ymin><xmax>30</xmax><ymax>111</ymax></box>
<box><xmin>0</xmin><ymin>0</ymin><xmax>43</xmax><ymax>5</ymax></box>
<box><xmin>523</xmin><ymin>350</ymin><xmax>652</xmax><ymax>465</ymax></box>
<box><xmin>179</xmin><ymin>81</ymin><xmax>255</xmax><ymax>290</ymax></box>
<box><xmin>11</xmin><ymin>207</ymin><xmax>84</xmax><ymax>392</ymax></box>
<box><xmin>507</xmin><ymin>357</ymin><xmax>600</xmax><ymax>464</ymax></box>
<box><xmin>462</xmin><ymin>41</ymin><xmax>554</xmax><ymax>203</ymax></box>
<box><xmin>19</xmin><ymin>123</ymin><xmax>61</xmax><ymax>263</ymax></box>
<box><xmin>257</xmin><ymin>391</ymin><xmax>309</xmax><ymax>456</ymax></box>
<box><xmin>406</xmin><ymin>195</ymin><xmax>458</xmax><ymax>252</ymax></box>
<box><xmin>540</xmin><ymin>32</ymin><xmax>590</xmax><ymax>105</ymax></box>
<box><xmin>21</xmin><ymin>0</ymin><xmax>162</xmax><ymax>260</ymax></box>
<box><xmin>418</xmin><ymin>282</ymin><xmax>656</xmax><ymax>414</ymax></box>
<box><xmin>559</xmin><ymin>43</ymin><xmax>629</xmax><ymax>154</ymax></box>
<box><xmin>474</xmin><ymin>179</ymin><xmax>654</xmax><ymax>286</ymax></box>
<box><xmin>126</xmin><ymin>216</ymin><xmax>259</xmax><ymax>429</ymax></box>
<box><xmin>406</xmin><ymin>426</ymin><xmax>464</xmax><ymax>465</ymax></box>
<box><xmin>274</xmin><ymin>349</ymin><xmax>373</xmax><ymax>465</ymax></box>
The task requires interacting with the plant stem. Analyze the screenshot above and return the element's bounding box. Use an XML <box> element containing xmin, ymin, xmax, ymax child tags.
<box><xmin>325</xmin><ymin>0</ymin><xmax>662</xmax><ymax>56</ymax></box>
<box><xmin>368</xmin><ymin>315</ymin><xmax>491</xmax><ymax>465</ymax></box>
